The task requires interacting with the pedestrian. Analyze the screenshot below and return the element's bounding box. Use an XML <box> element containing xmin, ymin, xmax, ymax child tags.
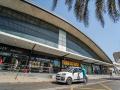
<box><xmin>14</xmin><ymin>58</ymin><xmax>18</xmax><ymax>71</ymax></box>
<box><xmin>49</xmin><ymin>63</ymin><xmax>53</xmax><ymax>73</ymax></box>
<box><xmin>81</xmin><ymin>66</ymin><xmax>88</xmax><ymax>83</ymax></box>
<box><xmin>29</xmin><ymin>61</ymin><xmax>32</xmax><ymax>73</ymax></box>
<box><xmin>0</xmin><ymin>56</ymin><xmax>3</xmax><ymax>64</ymax></box>
<box><xmin>0</xmin><ymin>56</ymin><xmax>3</xmax><ymax>70</ymax></box>
<box><xmin>110</xmin><ymin>71</ymin><xmax>112</xmax><ymax>79</ymax></box>
<box><xmin>82</xmin><ymin>67</ymin><xmax>87</xmax><ymax>78</ymax></box>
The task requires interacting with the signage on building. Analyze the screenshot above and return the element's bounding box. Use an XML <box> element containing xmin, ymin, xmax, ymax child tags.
<box><xmin>62</xmin><ymin>60</ymin><xmax>80</xmax><ymax>67</ymax></box>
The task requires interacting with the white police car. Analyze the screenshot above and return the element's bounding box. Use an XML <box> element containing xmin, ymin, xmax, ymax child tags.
<box><xmin>56</xmin><ymin>67</ymin><xmax>88</xmax><ymax>85</ymax></box>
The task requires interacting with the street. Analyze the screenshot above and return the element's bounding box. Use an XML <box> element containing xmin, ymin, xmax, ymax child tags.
<box><xmin>58</xmin><ymin>78</ymin><xmax>120</xmax><ymax>90</ymax></box>
<box><xmin>0</xmin><ymin>78</ymin><xmax>120</xmax><ymax>90</ymax></box>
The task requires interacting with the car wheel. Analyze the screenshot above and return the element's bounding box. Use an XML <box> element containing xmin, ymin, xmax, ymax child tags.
<box><xmin>66</xmin><ymin>77</ymin><xmax>72</xmax><ymax>85</ymax></box>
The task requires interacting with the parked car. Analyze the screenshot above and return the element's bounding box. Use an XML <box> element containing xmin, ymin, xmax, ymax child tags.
<box><xmin>56</xmin><ymin>67</ymin><xmax>88</xmax><ymax>85</ymax></box>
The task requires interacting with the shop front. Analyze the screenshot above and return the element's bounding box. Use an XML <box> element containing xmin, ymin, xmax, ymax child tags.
<box><xmin>82</xmin><ymin>63</ymin><xmax>109</xmax><ymax>75</ymax></box>
<box><xmin>29</xmin><ymin>55</ymin><xmax>61</xmax><ymax>73</ymax></box>
<box><xmin>0</xmin><ymin>43</ymin><xmax>111</xmax><ymax>75</ymax></box>
<box><xmin>0</xmin><ymin>43</ymin><xmax>61</xmax><ymax>73</ymax></box>
<box><xmin>0</xmin><ymin>43</ymin><xmax>30</xmax><ymax>70</ymax></box>
<box><xmin>100</xmin><ymin>65</ymin><xmax>109</xmax><ymax>74</ymax></box>
<box><xmin>92</xmin><ymin>64</ymin><xmax>101</xmax><ymax>74</ymax></box>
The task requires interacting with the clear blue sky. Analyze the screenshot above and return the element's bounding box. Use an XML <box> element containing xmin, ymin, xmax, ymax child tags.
<box><xmin>26</xmin><ymin>0</ymin><xmax>120</xmax><ymax>61</ymax></box>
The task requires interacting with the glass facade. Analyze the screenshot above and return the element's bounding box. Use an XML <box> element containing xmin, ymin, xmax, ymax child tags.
<box><xmin>66</xmin><ymin>33</ymin><xmax>102</xmax><ymax>60</ymax></box>
<box><xmin>0</xmin><ymin>42</ymin><xmax>107</xmax><ymax>74</ymax></box>
<box><xmin>0</xmin><ymin>6</ymin><xmax>109</xmax><ymax>74</ymax></box>
<box><xmin>0</xmin><ymin>6</ymin><xmax>59</xmax><ymax>48</ymax></box>
<box><xmin>0</xmin><ymin>6</ymin><xmax>103</xmax><ymax>60</ymax></box>
<box><xmin>0</xmin><ymin>43</ymin><xmax>61</xmax><ymax>73</ymax></box>
<box><xmin>30</xmin><ymin>54</ymin><xmax>61</xmax><ymax>73</ymax></box>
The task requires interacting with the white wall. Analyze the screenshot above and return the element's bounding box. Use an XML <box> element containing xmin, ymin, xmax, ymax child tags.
<box><xmin>58</xmin><ymin>30</ymin><xmax>66</xmax><ymax>51</ymax></box>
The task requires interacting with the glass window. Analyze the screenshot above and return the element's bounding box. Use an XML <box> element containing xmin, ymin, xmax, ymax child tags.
<box><xmin>51</xmin><ymin>59</ymin><xmax>60</xmax><ymax>67</ymax></box>
<box><xmin>73</xmin><ymin>68</ymin><xmax>82</xmax><ymax>73</ymax></box>
<box><xmin>0</xmin><ymin>6</ymin><xmax>59</xmax><ymax>48</ymax></box>
<box><xmin>66</xmin><ymin>33</ymin><xmax>102</xmax><ymax>60</ymax></box>
<box><xmin>51</xmin><ymin>59</ymin><xmax>60</xmax><ymax>73</ymax></box>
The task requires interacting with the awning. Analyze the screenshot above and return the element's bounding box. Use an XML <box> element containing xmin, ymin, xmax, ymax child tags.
<box><xmin>0</xmin><ymin>31</ymin><xmax>113</xmax><ymax>66</ymax></box>
<box><xmin>65</xmin><ymin>52</ymin><xmax>112</xmax><ymax>66</ymax></box>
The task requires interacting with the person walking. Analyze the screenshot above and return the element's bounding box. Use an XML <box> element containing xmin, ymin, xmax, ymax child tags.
<box><xmin>0</xmin><ymin>56</ymin><xmax>3</xmax><ymax>64</ymax></box>
<box><xmin>110</xmin><ymin>71</ymin><xmax>113</xmax><ymax>79</ymax></box>
<box><xmin>0</xmin><ymin>56</ymin><xmax>3</xmax><ymax>70</ymax></box>
<box><xmin>49</xmin><ymin>63</ymin><xmax>53</xmax><ymax>73</ymax></box>
<box><xmin>81</xmin><ymin>66</ymin><xmax>88</xmax><ymax>83</ymax></box>
<box><xmin>29</xmin><ymin>61</ymin><xmax>32</xmax><ymax>73</ymax></box>
<box><xmin>13</xmin><ymin>58</ymin><xmax>18</xmax><ymax>71</ymax></box>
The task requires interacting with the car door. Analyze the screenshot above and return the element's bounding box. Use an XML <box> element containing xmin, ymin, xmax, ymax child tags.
<box><xmin>78</xmin><ymin>68</ymin><xmax>83</xmax><ymax>79</ymax></box>
<box><xmin>73</xmin><ymin>68</ymin><xmax>80</xmax><ymax>81</ymax></box>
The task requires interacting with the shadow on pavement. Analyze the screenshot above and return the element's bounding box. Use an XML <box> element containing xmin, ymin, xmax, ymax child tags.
<box><xmin>51</xmin><ymin>81</ymin><xmax>85</xmax><ymax>85</ymax></box>
<box><xmin>103</xmin><ymin>77</ymin><xmax>120</xmax><ymax>80</ymax></box>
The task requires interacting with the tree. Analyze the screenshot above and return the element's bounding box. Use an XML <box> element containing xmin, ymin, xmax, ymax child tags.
<box><xmin>52</xmin><ymin>0</ymin><xmax>120</xmax><ymax>27</ymax></box>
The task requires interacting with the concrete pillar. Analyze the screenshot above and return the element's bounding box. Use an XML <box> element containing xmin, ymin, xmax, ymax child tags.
<box><xmin>58</xmin><ymin>30</ymin><xmax>66</xmax><ymax>51</ymax></box>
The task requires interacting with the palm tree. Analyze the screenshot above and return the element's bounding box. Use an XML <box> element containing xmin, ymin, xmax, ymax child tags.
<box><xmin>52</xmin><ymin>0</ymin><xmax>120</xmax><ymax>27</ymax></box>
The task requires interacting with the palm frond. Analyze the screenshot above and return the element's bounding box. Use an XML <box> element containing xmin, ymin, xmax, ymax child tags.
<box><xmin>96</xmin><ymin>0</ymin><xmax>105</xmax><ymax>27</ymax></box>
<box><xmin>52</xmin><ymin>0</ymin><xmax>58</xmax><ymax>10</ymax></box>
<box><xmin>83</xmin><ymin>0</ymin><xmax>89</xmax><ymax>27</ymax></box>
<box><xmin>78</xmin><ymin>0</ymin><xmax>86</xmax><ymax>21</ymax></box>
<box><xmin>74</xmin><ymin>0</ymin><xmax>89</xmax><ymax>26</ymax></box>
<box><xmin>118</xmin><ymin>0</ymin><xmax>120</xmax><ymax>10</ymax></box>
<box><xmin>65</xmin><ymin>0</ymin><xmax>74</xmax><ymax>10</ymax></box>
<box><xmin>107</xmin><ymin>0</ymin><xmax>119</xmax><ymax>22</ymax></box>
<box><xmin>52</xmin><ymin>0</ymin><xmax>120</xmax><ymax>27</ymax></box>
<box><xmin>74</xmin><ymin>0</ymin><xmax>81</xmax><ymax>20</ymax></box>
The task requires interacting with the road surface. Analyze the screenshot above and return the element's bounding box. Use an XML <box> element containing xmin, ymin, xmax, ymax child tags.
<box><xmin>0</xmin><ymin>78</ymin><xmax>120</xmax><ymax>90</ymax></box>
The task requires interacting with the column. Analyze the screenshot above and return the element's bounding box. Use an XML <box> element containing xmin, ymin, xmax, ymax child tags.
<box><xmin>58</xmin><ymin>30</ymin><xmax>66</xmax><ymax>51</ymax></box>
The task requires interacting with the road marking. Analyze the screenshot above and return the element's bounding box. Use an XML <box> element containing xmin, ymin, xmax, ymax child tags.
<box><xmin>78</xmin><ymin>88</ymin><xmax>93</xmax><ymax>89</ymax></box>
<box><xmin>39</xmin><ymin>80</ymin><xmax>111</xmax><ymax>90</ymax></box>
<box><xmin>81</xmin><ymin>88</ymin><xmax>92</xmax><ymax>89</ymax></box>
<box><xmin>73</xmin><ymin>88</ymin><xmax>106</xmax><ymax>90</ymax></box>
<box><xmin>70</xmin><ymin>86</ymin><xmax>73</xmax><ymax>90</ymax></box>
<box><xmin>99</xmin><ymin>83</ymin><xmax>112</xmax><ymax>90</ymax></box>
<box><xmin>94</xmin><ymin>88</ymin><xmax>106</xmax><ymax>90</ymax></box>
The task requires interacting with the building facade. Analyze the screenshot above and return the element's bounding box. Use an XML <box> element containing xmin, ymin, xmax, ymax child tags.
<box><xmin>113</xmin><ymin>52</ymin><xmax>120</xmax><ymax>74</ymax></box>
<box><xmin>0</xmin><ymin>0</ymin><xmax>112</xmax><ymax>74</ymax></box>
<box><xmin>113</xmin><ymin>52</ymin><xmax>120</xmax><ymax>63</ymax></box>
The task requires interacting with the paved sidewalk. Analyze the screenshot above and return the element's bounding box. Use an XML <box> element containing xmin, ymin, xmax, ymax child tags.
<box><xmin>0</xmin><ymin>71</ymin><xmax>54</xmax><ymax>83</ymax></box>
<box><xmin>0</xmin><ymin>71</ymin><xmax>119</xmax><ymax>83</ymax></box>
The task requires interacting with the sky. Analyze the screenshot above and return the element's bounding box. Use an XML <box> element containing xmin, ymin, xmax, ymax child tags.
<box><xmin>26</xmin><ymin>0</ymin><xmax>120</xmax><ymax>61</ymax></box>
